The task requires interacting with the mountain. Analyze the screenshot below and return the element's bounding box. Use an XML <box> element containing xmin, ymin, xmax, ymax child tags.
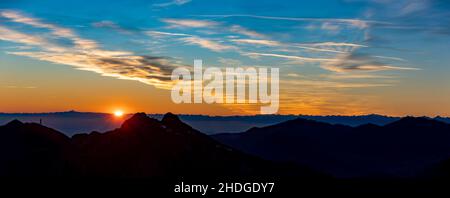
<box><xmin>0</xmin><ymin>112</ymin><xmax>322</xmax><ymax>178</ymax></box>
<box><xmin>0</xmin><ymin>120</ymin><xmax>71</xmax><ymax>176</ymax></box>
<box><xmin>213</xmin><ymin>117</ymin><xmax>450</xmax><ymax>178</ymax></box>
<box><xmin>0</xmin><ymin>111</ymin><xmax>126</xmax><ymax>136</ymax></box>
<box><xmin>0</xmin><ymin>112</ymin><xmax>410</xmax><ymax>135</ymax></box>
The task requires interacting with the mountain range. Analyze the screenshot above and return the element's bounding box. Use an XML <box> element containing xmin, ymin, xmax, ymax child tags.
<box><xmin>4</xmin><ymin>111</ymin><xmax>447</xmax><ymax>136</ymax></box>
<box><xmin>3</xmin><ymin>112</ymin><xmax>450</xmax><ymax>194</ymax></box>
<box><xmin>213</xmin><ymin>116</ymin><xmax>450</xmax><ymax>178</ymax></box>
<box><xmin>0</xmin><ymin>112</ymin><xmax>321</xmax><ymax>178</ymax></box>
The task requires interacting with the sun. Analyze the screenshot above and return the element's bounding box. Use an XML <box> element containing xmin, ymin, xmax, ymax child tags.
<box><xmin>114</xmin><ymin>110</ymin><xmax>124</xmax><ymax>117</ymax></box>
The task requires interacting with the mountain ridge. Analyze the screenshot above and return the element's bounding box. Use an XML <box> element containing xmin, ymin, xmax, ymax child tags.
<box><xmin>3</xmin><ymin>111</ymin><xmax>450</xmax><ymax>135</ymax></box>
<box><xmin>213</xmin><ymin>116</ymin><xmax>450</xmax><ymax>178</ymax></box>
<box><xmin>0</xmin><ymin>112</ymin><xmax>324</xmax><ymax>178</ymax></box>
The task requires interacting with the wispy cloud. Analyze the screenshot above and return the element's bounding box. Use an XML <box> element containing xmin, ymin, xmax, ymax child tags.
<box><xmin>2</xmin><ymin>85</ymin><xmax>37</xmax><ymax>89</ymax></box>
<box><xmin>243</xmin><ymin>52</ymin><xmax>335</xmax><ymax>62</ymax></box>
<box><xmin>372</xmin><ymin>55</ymin><xmax>406</xmax><ymax>62</ymax></box>
<box><xmin>0</xmin><ymin>10</ymin><xmax>96</xmax><ymax>50</ymax></box>
<box><xmin>229</xmin><ymin>25</ymin><xmax>266</xmax><ymax>38</ymax></box>
<box><xmin>218</xmin><ymin>57</ymin><xmax>242</xmax><ymax>66</ymax></box>
<box><xmin>303</xmin><ymin>42</ymin><xmax>367</xmax><ymax>48</ymax></box>
<box><xmin>231</xmin><ymin>38</ymin><xmax>364</xmax><ymax>54</ymax></box>
<box><xmin>371</xmin><ymin>0</ymin><xmax>430</xmax><ymax>16</ymax></box>
<box><xmin>286</xmin><ymin>73</ymin><xmax>301</xmax><ymax>78</ymax></box>
<box><xmin>0</xmin><ymin>26</ymin><xmax>47</xmax><ymax>46</ymax></box>
<box><xmin>153</xmin><ymin>0</ymin><xmax>191</xmax><ymax>8</ymax></box>
<box><xmin>146</xmin><ymin>30</ymin><xmax>191</xmax><ymax>37</ymax></box>
<box><xmin>305</xmin><ymin>22</ymin><xmax>342</xmax><ymax>34</ymax></box>
<box><xmin>231</xmin><ymin>39</ymin><xmax>281</xmax><ymax>46</ymax></box>
<box><xmin>161</xmin><ymin>18</ymin><xmax>267</xmax><ymax>39</ymax></box>
<box><xmin>161</xmin><ymin>18</ymin><xmax>218</xmax><ymax>28</ymax></box>
<box><xmin>0</xmin><ymin>10</ymin><xmax>180</xmax><ymax>89</ymax></box>
<box><xmin>194</xmin><ymin>14</ymin><xmax>390</xmax><ymax>29</ymax></box>
<box><xmin>92</xmin><ymin>20</ymin><xmax>132</xmax><ymax>34</ymax></box>
<box><xmin>179</xmin><ymin>36</ymin><xmax>236</xmax><ymax>52</ymax></box>
<box><xmin>323</xmin><ymin>73</ymin><xmax>395</xmax><ymax>80</ymax></box>
<box><xmin>322</xmin><ymin>53</ymin><xmax>420</xmax><ymax>72</ymax></box>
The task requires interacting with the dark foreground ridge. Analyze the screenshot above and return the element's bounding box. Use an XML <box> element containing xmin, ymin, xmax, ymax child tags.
<box><xmin>2</xmin><ymin>113</ymin><xmax>450</xmax><ymax>195</ymax></box>
<box><xmin>213</xmin><ymin>116</ymin><xmax>450</xmax><ymax>178</ymax></box>
<box><xmin>0</xmin><ymin>112</ymin><xmax>321</xmax><ymax>178</ymax></box>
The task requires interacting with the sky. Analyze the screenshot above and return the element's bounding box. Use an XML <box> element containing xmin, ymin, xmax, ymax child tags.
<box><xmin>0</xmin><ymin>0</ymin><xmax>450</xmax><ymax>116</ymax></box>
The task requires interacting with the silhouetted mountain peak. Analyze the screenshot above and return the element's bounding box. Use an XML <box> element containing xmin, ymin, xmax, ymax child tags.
<box><xmin>161</xmin><ymin>112</ymin><xmax>197</xmax><ymax>134</ymax></box>
<box><xmin>129</xmin><ymin>112</ymin><xmax>149</xmax><ymax>120</ymax></box>
<box><xmin>386</xmin><ymin>116</ymin><xmax>446</xmax><ymax>128</ymax></box>
<box><xmin>162</xmin><ymin>112</ymin><xmax>181</xmax><ymax>124</ymax></box>
<box><xmin>120</xmin><ymin>112</ymin><xmax>160</xmax><ymax>130</ymax></box>
<box><xmin>5</xmin><ymin>119</ymin><xmax>23</xmax><ymax>128</ymax></box>
<box><xmin>276</xmin><ymin>117</ymin><xmax>335</xmax><ymax>129</ymax></box>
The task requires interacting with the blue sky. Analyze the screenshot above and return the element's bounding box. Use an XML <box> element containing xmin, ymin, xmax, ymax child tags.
<box><xmin>1</xmin><ymin>0</ymin><xmax>450</xmax><ymax>115</ymax></box>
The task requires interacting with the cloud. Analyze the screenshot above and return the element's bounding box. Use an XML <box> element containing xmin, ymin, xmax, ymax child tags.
<box><xmin>7</xmin><ymin>51</ymin><xmax>179</xmax><ymax>89</ymax></box>
<box><xmin>146</xmin><ymin>30</ymin><xmax>191</xmax><ymax>37</ymax></box>
<box><xmin>314</xmin><ymin>22</ymin><xmax>342</xmax><ymax>34</ymax></box>
<box><xmin>0</xmin><ymin>26</ymin><xmax>47</xmax><ymax>46</ymax></box>
<box><xmin>323</xmin><ymin>73</ymin><xmax>395</xmax><ymax>79</ymax></box>
<box><xmin>1</xmin><ymin>10</ymin><xmax>100</xmax><ymax>51</ymax></box>
<box><xmin>229</xmin><ymin>25</ymin><xmax>266</xmax><ymax>38</ymax></box>
<box><xmin>283</xmin><ymin>79</ymin><xmax>393</xmax><ymax>88</ymax></box>
<box><xmin>321</xmin><ymin>22</ymin><xmax>340</xmax><ymax>31</ymax></box>
<box><xmin>292</xmin><ymin>42</ymin><xmax>366</xmax><ymax>53</ymax></box>
<box><xmin>1</xmin><ymin>10</ymin><xmax>180</xmax><ymax>89</ymax></box>
<box><xmin>194</xmin><ymin>14</ymin><xmax>390</xmax><ymax>29</ymax></box>
<box><xmin>0</xmin><ymin>26</ymin><xmax>67</xmax><ymax>52</ymax></box>
<box><xmin>3</xmin><ymin>85</ymin><xmax>37</xmax><ymax>89</ymax></box>
<box><xmin>372</xmin><ymin>55</ymin><xmax>406</xmax><ymax>62</ymax></box>
<box><xmin>243</xmin><ymin>52</ymin><xmax>334</xmax><ymax>62</ymax></box>
<box><xmin>92</xmin><ymin>20</ymin><xmax>132</xmax><ymax>34</ymax></box>
<box><xmin>145</xmin><ymin>31</ymin><xmax>191</xmax><ymax>37</ymax></box>
<box><xmin>179</xmin><ymin>36</ymin><xmax>236</xmax><ymax>52</ymax></box>
<box><xmin>230</xmin><ymin>38</ymin><xmax>364</xmax><ymax>54</ymax></box>
<box><xmin>286</xmin><ymin>73</ymin><xmax>301</xmax><ymax>77</ymax></box>
<box><xmin>0</xmin><ymin>10</ymin><xmax>81</xmax><ymax>39</ymax></box>
<box><xmin>153</xmin><ymin>0</ymin><xmax>191</xmax><ymax>8</ymax></box>
<box><xmin>230</xmin><ymin>39</ymin><xmax>281</xmax><ymax>46</ymax></box>
<box><xmin>218</xmin><ymin>57</ymin><xmax>242</xmax><ymax>66</ymax></box>
<box><xmin>303</xmin><ymin>42</ymin><xmax>367</xmax><ymax>48</ymax></box>
<box><xmin>161</xmin><ymin>18</ymin><xmax>218</xmax><ymax>28</ymax></box>
<box><xmin>371</xmin><ymin>0</ymin><xmax>430</xmax><ymax>16</ymax></box>
<box><xmin>322</xmin><ymin>53</ymin><xmax>420</xmax><ymax>72</ymax></box>
<box><xmin>400</xmin><ymin>0</ymin><xmax>429</xmax><ymax>15</ymax></box>
<box><xmin>160</xmin><ymin>18</ymin><xmax>267</xmax><ymax>39</ymax></box>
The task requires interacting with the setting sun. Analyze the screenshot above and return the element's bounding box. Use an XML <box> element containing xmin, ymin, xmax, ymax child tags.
<box><xmin>114</xmin><ymin>110</ymin><xmax>124</xmax><ymax>117</ymax></box>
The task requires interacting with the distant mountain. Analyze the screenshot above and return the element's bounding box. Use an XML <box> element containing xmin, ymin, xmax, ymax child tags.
<box><xmin>1</xmin><ymin>111</ymin><xmax>430</xmax><ymax>135</ymax></box>
<box><xmin>0</xmin><ymin>112</ymin><xmax>322</xmax><ymax>178</ymax></box>
<box><xmin>0</xmin><ymin>111</ymin><xmax>127</xmax><ymax>136</ymax></box>
<box><xmin>213</xmin><ymin>117</ymin><xmax>450</xmax><ymax>178</ymax></box>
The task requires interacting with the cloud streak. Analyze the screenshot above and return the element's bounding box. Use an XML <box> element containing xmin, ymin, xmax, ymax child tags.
<box><xmin>322</xmin><ymin>53</ymin><xmax>420</xmax><ymax>72</ymax></box>
<box><xmin>153</xmin><ymin>0</ymin><xmax>191</xmax><ymax>8</ymax></box>
<box><xmin>146</xmin><ymin>30</ymin><xmax>191</xmax><ymax>37</ymax></box>
<box><xmin>194</xmin><ymin>14</ymin><xmax>391</xmax><ymax>29</ymax></box>
<box><xmin>0</xmin><ymin>10</ymin><xmax>180</xmax><ymax>89</ymax></box>
<box><xmin>161</xmin><ymin>18</ymin><xmax>218</xmax><ymax>28</ymax></box>
<box><xmin>92</xmin><ymin>20</ymin><xmax>132</xmax><ymax>34</ymax></box>
<box><xmin>180</xmin><ymin>36</ymin><xmax>236</xmax><ymax>52</ymax></box>
<box><xmin>243</xmin><ymin>52</ymin><xmax>335</xmax><ymax>62</ymax></box>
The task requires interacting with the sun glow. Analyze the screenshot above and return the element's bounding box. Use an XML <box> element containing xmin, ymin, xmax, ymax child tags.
<box><xmin>114</xmin><ymin>110</ymin><xmax>124</xmax><ymax>117</ymax></box>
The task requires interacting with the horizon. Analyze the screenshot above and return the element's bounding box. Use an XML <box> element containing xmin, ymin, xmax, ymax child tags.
<box><xmin>1</xmin><ymin>110</ymin><xmax>448</xmax><ymax>118</ymax></box>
